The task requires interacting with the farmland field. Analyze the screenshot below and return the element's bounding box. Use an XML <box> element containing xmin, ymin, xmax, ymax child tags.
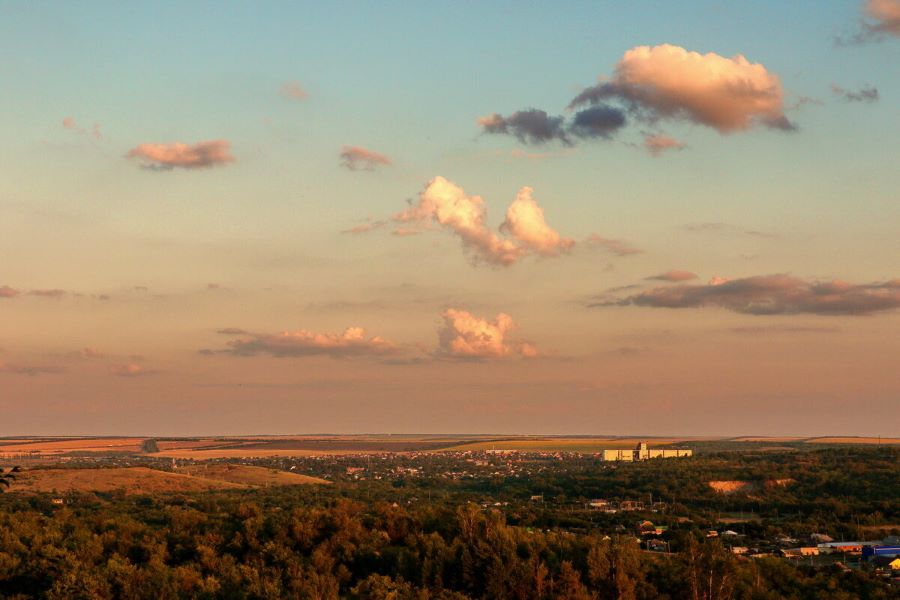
<box><xmin>5</xmin><ymin>465</ymin><xmax>327</xmax><ymax>494</ymax></box>
<box><xmin>2</xmin><ymin>434</ymin><xmax>899</xmax><ymax>461</ymax></box>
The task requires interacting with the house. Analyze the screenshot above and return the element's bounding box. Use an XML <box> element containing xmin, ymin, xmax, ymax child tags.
<box><xmin>637</xmin><ymin>520</ymin><xmax>667</xmax><ymax>536</ymax></box>
<box><xmin>775</xmin><ymin>535</ymin><xmax>798</xmax><ymax>545</ymax></box>
<box><xmin>781</xmin><ymin>547</ymin><xmax>819</xmax><ymax>558</ymax></box>
<box><xmin>816</xmin><ymin>541</ymin><xmax>879</xmax><ymax>554</ymax></box>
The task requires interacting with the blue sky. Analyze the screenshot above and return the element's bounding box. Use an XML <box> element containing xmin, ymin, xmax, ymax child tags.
<box><xmin>0</xmin><ymin>1</ymin><xmax>898</xmax><ymax>435</ymax></box>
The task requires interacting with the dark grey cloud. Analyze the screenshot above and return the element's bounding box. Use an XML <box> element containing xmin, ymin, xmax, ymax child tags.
<box><xmin>478</xmin><ymin>105</ymin><xmax>626</xmax><ymax>146</ymax></box>
<box><xmin>479</xmin><ymin>109</ymin><xmax>570</xmax><ymax>145</ymax></box>
<box><xmin>831</xmin><ymin>84</ymin><xmax>879</xmax><ymax>103</ymax></box>
<box><xmin>569</xmin><ymin>105</ymin><xmax>627</xmax><ymax>139</ymax></box>
<box><xmin>593</xmin><ymin>274</ymin><xmax>900</xmax><ymax>316</ymax></box>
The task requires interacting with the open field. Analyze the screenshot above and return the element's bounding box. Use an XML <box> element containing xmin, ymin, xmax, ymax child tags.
<box><xmin>0</xmin><ymin>437</ymin><xmax>145</xmax><ymax>456</ymax></box>
<box><xmin>154</xmin><ymin>448</ymin><xmax>378</xmax><ymax>459</ymax></box>
<box><xmin>2</xmin><ymin>434</ymin><xmax>898</xmax><ymax>461</ymax></box>
<box><xmin>176</xmin><ymin>463</ymin><xmax>328</xmax><ymax>486</ymax></box>
<box><xmin>803</xmin><ymin>436</ymin><xmax>900</xmax><ymax>445</ymax></box>
<box><xmin>442</xmin><ymin>437</ymin><xmax>708</xmax><ymax>452</ymax></box>
<box><xmin>6</xmin><ymin>465</ymin><xmax>327</xmax><ymax>494</ymax></box>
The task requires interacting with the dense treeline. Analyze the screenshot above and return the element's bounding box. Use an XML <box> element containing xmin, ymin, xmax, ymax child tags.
<box><xmin>0</xmin><ymin>490</ymin><xmax>894</xmax><ymax>599</ymax></box>
<box><xmin>0</xmin><ymin>447</ymin><xmax>897</xmax><ymax>598</ymax></box>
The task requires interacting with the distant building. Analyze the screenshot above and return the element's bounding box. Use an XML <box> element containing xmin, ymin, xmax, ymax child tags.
<box><xmin>601</xmin><ymin>441</ymin><xmax>692</xmax><ymax>462</ymax></box>
<box><xmin>862</xmin><ymin>546</ymin><xmax>900</xmax><ymax>560</ymax></box>
<box><xmin>781</xmin><ymin>547</ymin><xmax>819</xmax><ymax>558</ymax></box>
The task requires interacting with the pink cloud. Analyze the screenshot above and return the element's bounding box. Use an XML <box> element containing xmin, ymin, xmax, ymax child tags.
<box><xmin>340</xmin><ymin>146</ymin><xmax>392</xmax><ymax>171</ymax></box>
<box><xmin>62</xmin><ymin>116</ymin><xmax>102</xmax><ymax>140</ymax></box>
<box><xmin>0</xmin><ymin>286</ymin><xmax>20</xmax><ymax>298</ymax></box>
<box><xmin>126</xmin><ymin>140</ymin><xmax>234</xmax><ymax>170</ymax></box>
<box><xmin>570</xmin><ymin>44</ymin><xmax>792</xmax><ymax>133</ymax></box>
<box><xmin>438</xmin><ymin>309</ymin><xmax>536</xmax><ymax>359</ymax></box>
<box><xmin>394</xmin><ymin>177</ymin><xmax>572</xmax><ymax>266</ymax></box>
<box><xmin>220</xmin><ymin>327</ymin><xmax>397</xmax><ymax>359</ymax></box>
<box><xmin>395</xmin><ymin>177</ymin><xmax>524</xmax><ymax>266</ymax></box>
<box><xmin>280</xmin><ymin>81</ymin><xmax>308</xmax><ymax>100</ymax></box>
<box><xmin>501</xmin><ymin>187</ymin><xmax>574</xmax><ymax>256</ymax></box>
<box><xmin>644</xmin><ymin>134</ymin><xmax>686</xmax><ymax>156</ymax></box>
<box><xmin>110</xmin><ymin>363</ymin><xmax>156</xmax><ymax>377</ymax></box>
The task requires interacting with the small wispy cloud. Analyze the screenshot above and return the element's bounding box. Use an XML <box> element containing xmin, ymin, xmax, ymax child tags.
<box><xmin>126</xmin><ymin>140</ymin><xmax>234</xmax><ymax>170</ymax></box>
<box><xmin>109</xmin><ymin>363</ymin><xmax>157</xmax><ymax>378</ymax></box>
<box><xmin>279</xmin><ymin>81</ymin><xmax>308</xmax><ymax>101</ymax></box>
<box><xmin>62</xmin><ymin>116</ymin><xmax>102</xmax><ymax>140</ymax></box>
<box><xmin>831</xmin><ymin>84</ymin><xmax>879</xmax><ymax>103</ymax></box>
<box><xmin>339</xmin><ymin>146</ymin><xmax>392</xmax><ymax>171</ymax></box>
<box><xmin>584</xmin><ymin>234</ymin><xmax>643</xmax><ymax>256</ymax></box>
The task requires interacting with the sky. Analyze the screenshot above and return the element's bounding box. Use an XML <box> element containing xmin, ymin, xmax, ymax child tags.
<box><xmin>1</xmin><ymin>1</ymin><xmax>898</xmax><ymax>436</ymax></box>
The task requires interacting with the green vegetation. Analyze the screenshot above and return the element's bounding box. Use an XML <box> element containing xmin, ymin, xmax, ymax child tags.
<box><xmin>0</xmin><ymin>447</ymin><xmax>897</xmax><ymax>598</ymax></box>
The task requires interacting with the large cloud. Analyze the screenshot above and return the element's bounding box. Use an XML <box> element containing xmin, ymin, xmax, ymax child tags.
<box><xmin>339</xmin><ymin>146</ymin><xmax>392</xmax><ymax>171</ymax></box>
<box><xmin>395</xmin><ymin>177</ymin><xmax>561</xmax><ymax>266</ymax></box>
<box><xmin>569</xmin><ymin>44</ymin><xmax>792</xmax><ymax>133</ymax></box>
<box><xmin>438</xmin><ymin>309</ymin><xmax>536</xmax><ymax>359</ymax></box>
<box><xmin>598</xmin><ymin>274</ymin><xmax>900</xmax><ymax>316</ymax></box>
<box><xmin>219</xmin><ymin>326</ymin><xmax>397</xmax><ymax>359</ymax></box>
<box><xmin>500</xmin><ymin>187</ymin><xmax>574</xmax><ymax>256</ymax></box>
<box><xmin>126</xmin><ymin>140</ymin><xmax>234</xmax><ymax>170</ymax></box>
